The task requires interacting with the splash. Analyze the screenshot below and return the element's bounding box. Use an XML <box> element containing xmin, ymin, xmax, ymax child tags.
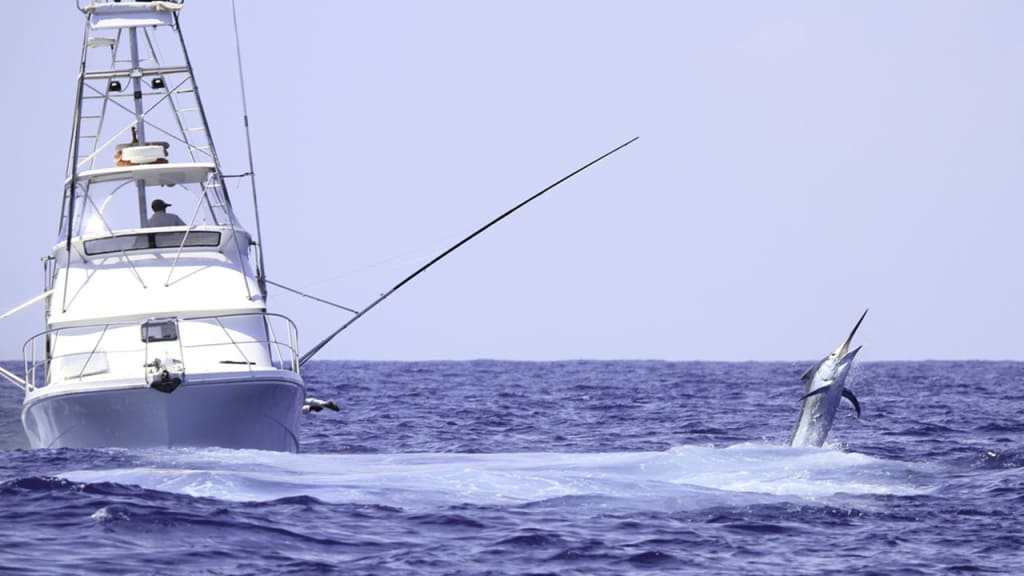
<box><xmin>59</xmin><ymin>443</ymin><xmax>930</xmax><ymax>512</ymax></box>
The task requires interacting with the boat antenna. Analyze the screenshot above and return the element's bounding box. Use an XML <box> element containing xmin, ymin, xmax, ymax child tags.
<box><xmin>231</xmin><ymin>0</ymin><xmax>268</xmax><ymax>296</ymax></box>
<box><xmin>298</xmin><ymin>136</ymin><xmax>639</xmax><ymax>366</ymax></box>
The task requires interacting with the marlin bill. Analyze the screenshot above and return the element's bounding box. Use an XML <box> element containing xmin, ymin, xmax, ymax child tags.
<box><xmin>790</xmin><ymin>310</ymin><xmax>867</xmax><ymax>448</ymax></box>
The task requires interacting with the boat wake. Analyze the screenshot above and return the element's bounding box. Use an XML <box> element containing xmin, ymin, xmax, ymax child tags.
<box><xmin>59</xmin><ymin>443</ymin><xmax>932</xmax><ymax>512</ymax></box>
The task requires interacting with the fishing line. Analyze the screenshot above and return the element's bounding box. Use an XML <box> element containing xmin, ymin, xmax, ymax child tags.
<box><xmin>298</xmin><ymin>136</ymin><xmax>639</xmax><ymax>365</ymax></box>
<box><xmin>265</xmin><ymin>280</ymin><xmax>359</xmax><ymax>315</ymax></box>
<box><xmin>294</xmin><ymin>232</ymin><xmax>465</xmax><ymax>290</ymax></box>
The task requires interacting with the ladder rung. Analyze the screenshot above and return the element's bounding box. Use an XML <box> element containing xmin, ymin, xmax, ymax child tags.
<box><xmin>176</xmin><ymin>108</ymin><xmax>200</xmax><ymax>114</ymax></box>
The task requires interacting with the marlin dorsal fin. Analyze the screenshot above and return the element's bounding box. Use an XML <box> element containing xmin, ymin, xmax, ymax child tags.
<box><xmin>843</xmin><ymin>389</ymin><xmax>861</xmax><ymax>417</ymax></box>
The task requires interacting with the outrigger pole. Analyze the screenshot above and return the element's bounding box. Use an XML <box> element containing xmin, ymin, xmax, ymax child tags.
<box><xmin>298</xmin><ymin>136</ymin><xmax>639</xmax><ymax>366</ymax></box>
<box><xmin>230</xmin><ymin>0</ymin><xmax>268</xmax><ymax>296</ymax></box>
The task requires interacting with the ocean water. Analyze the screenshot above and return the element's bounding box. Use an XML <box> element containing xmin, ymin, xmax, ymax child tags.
<box><xmin>0</xmin><ymin>360</ymin><xmax>1021</xmax><ymax>575</ymax></box>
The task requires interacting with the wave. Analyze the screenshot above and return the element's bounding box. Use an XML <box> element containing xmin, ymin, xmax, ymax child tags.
<box><xmin>57</xmin><ymin>443</ymin><xmax>933</xmax><ymax>512</ymax></box>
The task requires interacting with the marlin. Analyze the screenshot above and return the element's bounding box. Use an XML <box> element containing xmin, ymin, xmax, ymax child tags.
<box><xmin>789</xmin><ymin>310</ymin><xmax>867</xmax><ymax>448</ymax></box>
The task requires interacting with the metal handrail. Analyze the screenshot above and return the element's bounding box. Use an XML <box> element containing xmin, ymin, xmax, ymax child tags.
<box><xmin>185</xmin><ymin>312</ymin><xmax>300</xmax><ymax>373</ymax></box>
<box><xmin>22</xmin><ymin>311</ymin><xmax>299</xmax><ymax>390</ymax></box>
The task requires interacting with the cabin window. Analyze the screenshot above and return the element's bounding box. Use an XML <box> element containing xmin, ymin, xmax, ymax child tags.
<box><xmin>141</xmin><ymin>319</ymin><xmax>179</xmax><ymax>343</ymax></box>
<box><xmin>84</xmin><ymin>231</ymin><xmax>221</xmax><ymax>255</ymax></box>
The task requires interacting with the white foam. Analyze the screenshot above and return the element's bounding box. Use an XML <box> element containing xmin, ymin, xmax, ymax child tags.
<box><xmin>61</xmin><ymin>444</ymin><xmax>932</xmax><ymax>511</ymax></box>
<box><xmin>90</xmin><ymin>505</ymin><xmax>129</xmax><ymax>523</ymax></box>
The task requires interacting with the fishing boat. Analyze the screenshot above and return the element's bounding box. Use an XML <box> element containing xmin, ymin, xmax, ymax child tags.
<box><xmin>0</xmin><ymin>1</ymin><xmax>305</xmax><ymax>451</ymax></box>
<box><xmin>0</xmin><ymin>2</ymin><xmax>638</xmax><ymax>452</ymax></box>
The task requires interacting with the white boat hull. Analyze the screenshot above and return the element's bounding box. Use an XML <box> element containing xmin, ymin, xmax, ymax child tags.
<box><xmin>22</xmin><ymin>372</ymin><xmax>304</xmax><ymax>452</ymax></box>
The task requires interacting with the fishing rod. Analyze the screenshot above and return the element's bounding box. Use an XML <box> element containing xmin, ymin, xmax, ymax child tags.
<box><xmin>298</xmin><ymin>136</ymin><xmax>639</xmax><ymax>366</ymax></box>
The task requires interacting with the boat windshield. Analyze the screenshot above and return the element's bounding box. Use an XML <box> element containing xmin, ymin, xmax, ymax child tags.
<box><xmin>83</xmin><ymin>230</ymin><xmax>221</xmax><ymax>256</ymax></box>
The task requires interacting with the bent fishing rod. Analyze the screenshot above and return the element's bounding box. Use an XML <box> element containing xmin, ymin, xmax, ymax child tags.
<box><xmin>298</xmin><ymin>136</ymin><xmax>639</xmax><ymax>366</ymax></box>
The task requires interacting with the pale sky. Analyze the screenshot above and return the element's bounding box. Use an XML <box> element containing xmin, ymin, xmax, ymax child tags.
<box><xmin>2</xmin><ymin>1</ymin><xmax>1022</xmax><ymax>361</ymax></box>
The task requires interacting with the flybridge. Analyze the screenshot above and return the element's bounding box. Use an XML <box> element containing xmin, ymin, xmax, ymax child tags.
<box><xmin>64</xmin><ymin>0</ymin><xmax>242</xmax><ymax>248</ymax></box>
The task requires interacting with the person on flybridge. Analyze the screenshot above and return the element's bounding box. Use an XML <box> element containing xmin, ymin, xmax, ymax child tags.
<box><xmin>146</xmin><ymin>199</ymin><xmax>185</xmax><ymax>227</ymax></box>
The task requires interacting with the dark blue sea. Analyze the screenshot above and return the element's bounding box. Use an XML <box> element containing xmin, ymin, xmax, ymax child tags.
<box><xmin>1</xmin><ymin>360</ymin><xmax>1022</xmax><ymax>575</ymax></box>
